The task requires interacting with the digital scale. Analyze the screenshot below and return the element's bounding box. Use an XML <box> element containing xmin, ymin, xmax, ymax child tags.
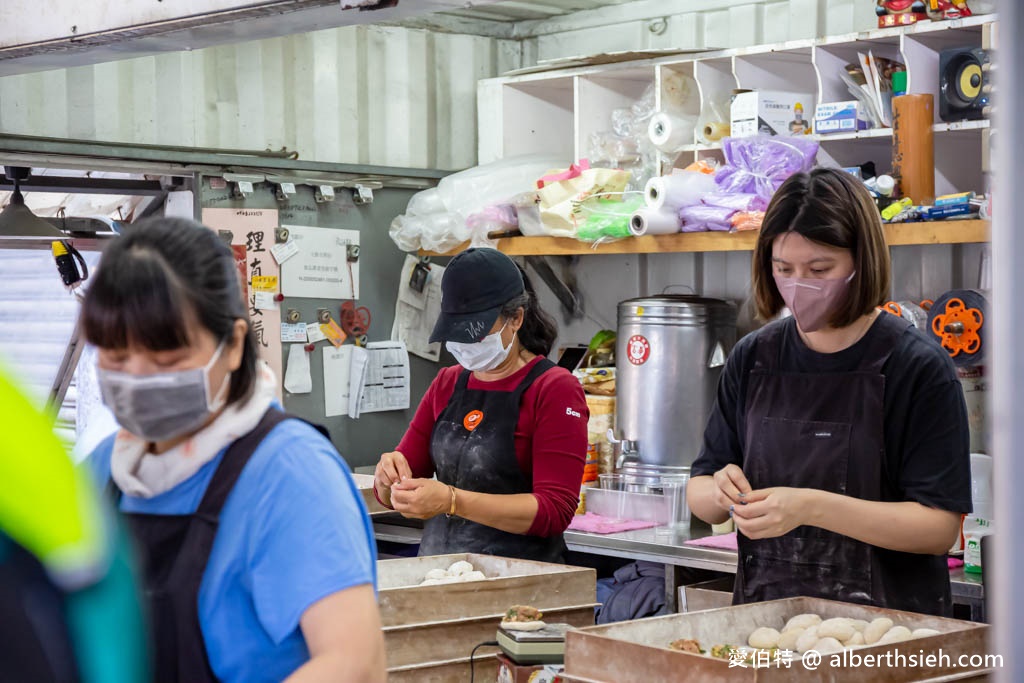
<box><xmin>496</xmin><ymin>623</ymin><xmax>573</xmax><ymax>665</ymax></box>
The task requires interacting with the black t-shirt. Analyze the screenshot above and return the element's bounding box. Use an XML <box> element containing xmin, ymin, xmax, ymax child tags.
<box><xmin>692</xmin><ymin>313</ymin><xmax>973</xmax><ymax>514</ymax></box>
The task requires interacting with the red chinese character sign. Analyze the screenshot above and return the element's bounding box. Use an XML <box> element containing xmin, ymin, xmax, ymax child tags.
<box><xmin>202</xmin><ymin>208</ymin><xmax>283</xmax><ymax>397</ymax></box>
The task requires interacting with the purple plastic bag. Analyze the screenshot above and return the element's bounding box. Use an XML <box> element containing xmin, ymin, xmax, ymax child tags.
<box><xmin>679</xmin><ymin>204</ymin><xmax>736</xmax><ymax>233</ymax></box>
<box><xmin>715</xmin><ymin>135</ymin><xmax>819</xmax><ymax>202</ymax></box>
<box><xmin>701</xmin><ymin>192</ymin><xmax>769</xmax><ymax>212</ymax></box>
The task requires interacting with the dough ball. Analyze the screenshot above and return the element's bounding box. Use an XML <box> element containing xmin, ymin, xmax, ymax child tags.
<box><xmin>818</xmin><ymin>618</ymin><xmax>856</xmax><ymax>643</ymax></box>
<box><xmin>419</xmin><ymin>578</ymin><xmax>443</xmax><ymax>586</ymax></box>
<box><xmin>777</xmin><ymin>628</ymin><xmax>805</xmax><ymax>652</ymax></box>
<box><xmin>747</xmin><ymin>627</ymin><xmax>781</xmax><ymax>649</ymax></box>
<box><xmin>814</xmin><ymin>637</ymin><xmax>844</xmax><ymax>654</ymax></box>
<box><xmin>459</xmin><ymin>571</ymin><xmax>487</xmax><ymax>583</ymax></box>
<box><xmin>796</xmin><ymin>627</ymin><xmax>820</xmax><ymax>654</ymax></box>
<box><xmin>845</xmin><ymin>632</ymin><xmax>865</xmax><ymax>647</ymax></box>
<box><xmin>424</xmin><ymin>568</ymin><xmax>448</xmax><ymax>581</ymax></box>
<box><xmin>849</xmin><ymin>619</ymin><xmax>869</xmax><ymax>633</ymax></box>
<box><xmin>878</xmin><ymin>626</ymin><xmax>913</xmax><ymax>645</ymax></box>
<box><xmin>784</xmin><ymin>614</ymin><xmax>822</xmax><ymax>632</ymax></box>
<box><xmin>447</xmin><ymin>560</ymin><xmax>474</xmax><ymax>576</ymax></box>
<box><xmin>911</xmin><ymin>628</ymin><xmax>941</xmax><ymax>639</ymax></box>
<box><xmin>864</xmin><ymin>618</ymin><xmax>894</xmax><ymax>645</ymax></box>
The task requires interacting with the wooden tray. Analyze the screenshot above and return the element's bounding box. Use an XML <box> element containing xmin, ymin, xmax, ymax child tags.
<box><xmin>564</xmin><ymin>597</ymin><xmax>990</xmax><ymax>683</ymax></box>
<box><xmin>378</xmin><ymin>553</ymin><xmax>596</xmax><ymax>628</ymax></box>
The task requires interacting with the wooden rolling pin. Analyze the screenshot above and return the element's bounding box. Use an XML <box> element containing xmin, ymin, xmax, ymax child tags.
<box><xmin>892</xmin><ymin>94</ymin><xmax>936</xmax><ymax>206</ymax></box>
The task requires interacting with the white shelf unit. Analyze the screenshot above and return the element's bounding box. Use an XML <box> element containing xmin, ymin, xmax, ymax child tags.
<box><xmin>478</xmin><ymin>15</ymin><xmax>994</xmax><ymax>199</ymax></box>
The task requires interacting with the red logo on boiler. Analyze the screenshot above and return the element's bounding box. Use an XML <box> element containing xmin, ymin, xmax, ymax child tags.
<box><xmin>627</xmin><ymin>335</ymin><xmax>651</xmax><ymax>365</ymax></box>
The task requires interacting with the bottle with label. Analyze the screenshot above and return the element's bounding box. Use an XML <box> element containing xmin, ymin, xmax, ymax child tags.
<box><xmin>963</xmin><ymin>516</ymin><xmax>993</xmax><ymax>574</ymax></box>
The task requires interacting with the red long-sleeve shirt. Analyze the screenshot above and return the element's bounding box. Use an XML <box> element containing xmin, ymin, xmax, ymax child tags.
<box><xmin>392</xmin><ymin>356</ymin><xmax>589</xmax><ymax>537</ymax></box>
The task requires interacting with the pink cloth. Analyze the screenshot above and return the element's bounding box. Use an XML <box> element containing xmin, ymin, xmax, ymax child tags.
<box><xmin>568</xmin><ymin>513</ymin><xmax>659</xmax><ymax>535</ymax></box>
<box><xmin>948</xmin><ymin>557</ymin><xmax>965</xmax><ymax>569</ymax></box>
<box><xmin>684</xmin><ymin>532</ymin><xmax>738</xmax><ymax>550</ymax></box>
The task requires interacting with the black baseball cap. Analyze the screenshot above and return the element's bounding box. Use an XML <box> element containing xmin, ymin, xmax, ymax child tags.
<box><xmin>429</xmin><ymin>248</ymin><xmax>525</xmax><ymax>344</ymax></box>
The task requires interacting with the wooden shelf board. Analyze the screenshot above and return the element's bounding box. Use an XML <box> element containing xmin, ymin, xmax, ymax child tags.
<box><xmin>883</xmin><ymin>219</ymin><xmax>989</xmax><ymax>246</ymax></box>
<box><xmin>421</xmin><ymin>220</ymin><xmax>989</xmax><ymax>257</ymax></box>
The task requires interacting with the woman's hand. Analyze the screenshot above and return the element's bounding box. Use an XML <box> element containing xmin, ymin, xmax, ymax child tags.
<box><xmin>390</xmin><ymin>479</ymin><xmax>451</xmax><ymax>520</ymax></box>
<box><xmin>711</xmin><ymin>464</ymin><xmax>752</xmax><ymax>512</ymax></box>
<box><xmin>730</xmin><ymin>487</ymin><xmax>809</xmax><ymax>539</ymax></box>
<box><xmin>374</xmin><ymin>451</ymin><xmax>412</xmax><ymax>506</ymax></box>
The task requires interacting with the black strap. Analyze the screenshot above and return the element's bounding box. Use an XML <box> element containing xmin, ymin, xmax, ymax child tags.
<box><xmin>752</xmin><ymin>319</ymin><xmax>787</xmax><ymax>372</ymax></box>
<box><xmin>106</xmin><ymin>408</ymin><xmax>330</xmax><ymax>512</ymax></box>
<box><xmin>195</xmin><ymin>408</ymin><xmax>288</xmax><ymax>516</ymax></box>
<box><xmin>511</xmin><ymin>358</ymin><xmax>556</xmax><ymax>404</ymax></box>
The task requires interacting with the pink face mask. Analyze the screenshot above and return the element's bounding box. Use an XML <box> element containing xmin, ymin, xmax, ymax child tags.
<box><xmin>774</xmin><ymin>272</ymin><xmax>855</xmax><ymax>332</ymax></box>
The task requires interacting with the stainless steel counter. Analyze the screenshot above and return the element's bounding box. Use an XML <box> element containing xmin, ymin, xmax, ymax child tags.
<box><xmin>372</xmin><ymin>517</ymin><xmax>986</xmax><ymax>620</ymax></box>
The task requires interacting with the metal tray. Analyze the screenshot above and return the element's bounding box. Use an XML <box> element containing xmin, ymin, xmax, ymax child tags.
<box><xmin>564</xmin><ymin>596</ymin><xmax>990</xmax><ymax>682</ymax></box>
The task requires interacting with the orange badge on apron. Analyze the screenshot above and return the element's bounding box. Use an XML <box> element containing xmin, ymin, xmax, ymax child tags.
<box><xmin>463</xmin><ymin>410</ymin><xmax>484</xmax><ymax>432</ymax></box>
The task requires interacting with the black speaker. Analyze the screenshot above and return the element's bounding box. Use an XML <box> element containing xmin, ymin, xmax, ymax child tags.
<box><xmin>939</xmin><ymin>47</ymin><xmax>991</xmax><ymax>122</ymax></box>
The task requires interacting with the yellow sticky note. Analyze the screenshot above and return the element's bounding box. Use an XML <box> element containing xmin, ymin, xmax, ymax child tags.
<box><xmin>251</xmin><ymin>275</ymin><xmax>279</xmax><ymax>292</ymax></box>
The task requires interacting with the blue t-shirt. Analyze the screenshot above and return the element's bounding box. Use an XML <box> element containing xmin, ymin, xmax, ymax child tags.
<box><xmin>88</xmin><ymin>417</ymin><xmax>377</xmax><ymax>683</ymax></box>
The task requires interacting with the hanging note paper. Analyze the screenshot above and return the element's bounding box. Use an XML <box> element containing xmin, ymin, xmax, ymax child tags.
<box><xmin>271</xmin><ymin>240</ymin><xmax>300</xmax><ymax>265</ymax></box>
<box><xmin>281</xmin><ymin>323</ymin><xmax>308</xmax><ymax>343</ymax></box>
<box><xmin>284</xmin><ymin>344</ymin><xmax>312</xmax><ymax>394</ymax></box>
<box><xmin>251</xmin><ymin>275</ymin><xmax>278</xmax><ymax>292</ymax></box>
<box><xmin>307</xmin><ymin>323</ymin><xmax>327</xmax><ymax>344</ymax></box>
<box><xmin>254</xmin><ymin>291</ymin><xmax>278</xmax><ymax>311</ymax></box>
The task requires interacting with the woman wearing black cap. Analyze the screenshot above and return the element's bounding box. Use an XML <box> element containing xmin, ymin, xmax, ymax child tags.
<box><xmin>373</xmin><ymin>248</ymin><xmax>588</xmax><ymax>562</ymax></box>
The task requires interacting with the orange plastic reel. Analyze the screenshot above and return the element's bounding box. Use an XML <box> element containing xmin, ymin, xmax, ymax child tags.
<box><xmin>930</xmin><ymin>298</ymin><xmax>983</xmax><ymax>359</ymax></box>
<box><xmin>881</xmin><ymin>301</ymin><xmax>903</xmax><ymax>317</ymax></box>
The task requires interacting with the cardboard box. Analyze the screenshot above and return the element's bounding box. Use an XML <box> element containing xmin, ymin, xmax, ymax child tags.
<box><xmin>814</xmin><ymin>101</ymin><xmax>870</xmax><ymax>134</ymax></box>
<box><xmin>731</xmin><ymin>91</ymin><xmax>815</xmax><ymax>138</ymax></box>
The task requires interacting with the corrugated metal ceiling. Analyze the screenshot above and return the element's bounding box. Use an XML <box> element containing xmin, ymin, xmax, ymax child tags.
<box><xmin>441</xmin><ymin>0</ymin><xmax>636</xmax><ymax>22</ymax></box>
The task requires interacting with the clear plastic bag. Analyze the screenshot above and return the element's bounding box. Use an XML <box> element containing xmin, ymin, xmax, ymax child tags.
<box><xmin>389</xmin><ymin>154</ymin><xmax>569</xmax><ymax>252</ymax></box>
<box><xmin>678</xmin><ymin>204</ymin><xmax>736</xmax><ymax>233</ymax></box>
<box><xmin>715</xmin><ymin>135</ymin><xmax>819</xmax><ymax>201</ymax></box>
<box><xmin>467</xmin><ymin>204</ymin><xmax>518</xmax><ymax>248</ymax></box>
<box><xmin>576</xmin><ymin>192</ymin><xmax>646</xmax><ymax>243</ymax></box>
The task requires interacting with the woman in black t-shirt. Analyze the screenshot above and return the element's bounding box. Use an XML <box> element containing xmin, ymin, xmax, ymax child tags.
<box><xmin>687</xmin><ymin>168</ymin><xmax>971</xmax><ymax>616</ymax></box>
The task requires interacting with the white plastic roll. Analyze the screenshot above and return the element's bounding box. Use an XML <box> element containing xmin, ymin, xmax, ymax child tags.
<box><xmin>630</xmin><ymin>207</ymin><xmax>681</xmax><ymax>236</ymax></box>
<box><xmin>644</xmin><ymin>171</ymin><xmax>718</xmax><ymax>211</ymax></box>
<box><xmin>648</xmin><ymin>112</ymin><xmax>694</xmax><ymax>153</ymax></box>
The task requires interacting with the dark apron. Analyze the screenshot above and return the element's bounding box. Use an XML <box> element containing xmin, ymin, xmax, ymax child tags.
<box><xmin>112</xmin><ymin>409</ymin><xmax>322</xmax><ymax>683</ymax></box>
<box><xmin>420</xmin><ymin>358</ymin><xmax>567</xmax><ymax>563</ymax></box>
<box><xmin>734</xmin><ymin>317</ymin><xmax>951</xmax><ymax>615</ymax></box>
<box><xmin>0</xmin><ymin>536</ymin><xmax>81</xmax><ymax>683</ymax></box>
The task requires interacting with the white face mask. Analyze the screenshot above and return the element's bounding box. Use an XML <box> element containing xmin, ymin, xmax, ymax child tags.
<box><xmin>97</xmin><ymin>341</ymin><xmax>231</xmax><ymax>443</ymax></box>
<box><xmin>446</xmin><ymin>322</ymin><xmax>513</xmax><ymax>372</ymax></box>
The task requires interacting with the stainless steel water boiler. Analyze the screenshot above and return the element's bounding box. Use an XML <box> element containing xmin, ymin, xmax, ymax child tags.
<box><xmin>615</xmin><ymin>295</ymin><xmax>737</xmax><ymax>472</ymax></box>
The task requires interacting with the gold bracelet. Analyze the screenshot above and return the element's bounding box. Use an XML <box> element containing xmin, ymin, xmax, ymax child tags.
<box><xmin>447</xmin><ymin>485</ymin><xmax>457</xmax><ymax>517</ymax></box>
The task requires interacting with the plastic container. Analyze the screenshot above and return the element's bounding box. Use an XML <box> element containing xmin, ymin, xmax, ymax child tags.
<box><xmin>970</xmin><ymin>453</ymin><xmax>994</xmax><ymax>519</ymax></box>
<box><xmin>964</xmin><ymin>516</ymin><xmax>993</xmax><ymax>574</ymax></box>
<box><xmin>659</xmin><ymin>475</ymin><xmax>690</xmax><ymax>527</ymax></box>
<box><xmin>598</xmin><ymin>474</ymin><xmax>626</xmax><ymax>491</ymax></box>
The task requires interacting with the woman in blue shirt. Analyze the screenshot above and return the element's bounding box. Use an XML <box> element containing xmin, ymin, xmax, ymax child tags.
<box><xmin>82</xmin><ymin>218</ymin><xmax>385</xmax><ymax>683</ymax></box>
